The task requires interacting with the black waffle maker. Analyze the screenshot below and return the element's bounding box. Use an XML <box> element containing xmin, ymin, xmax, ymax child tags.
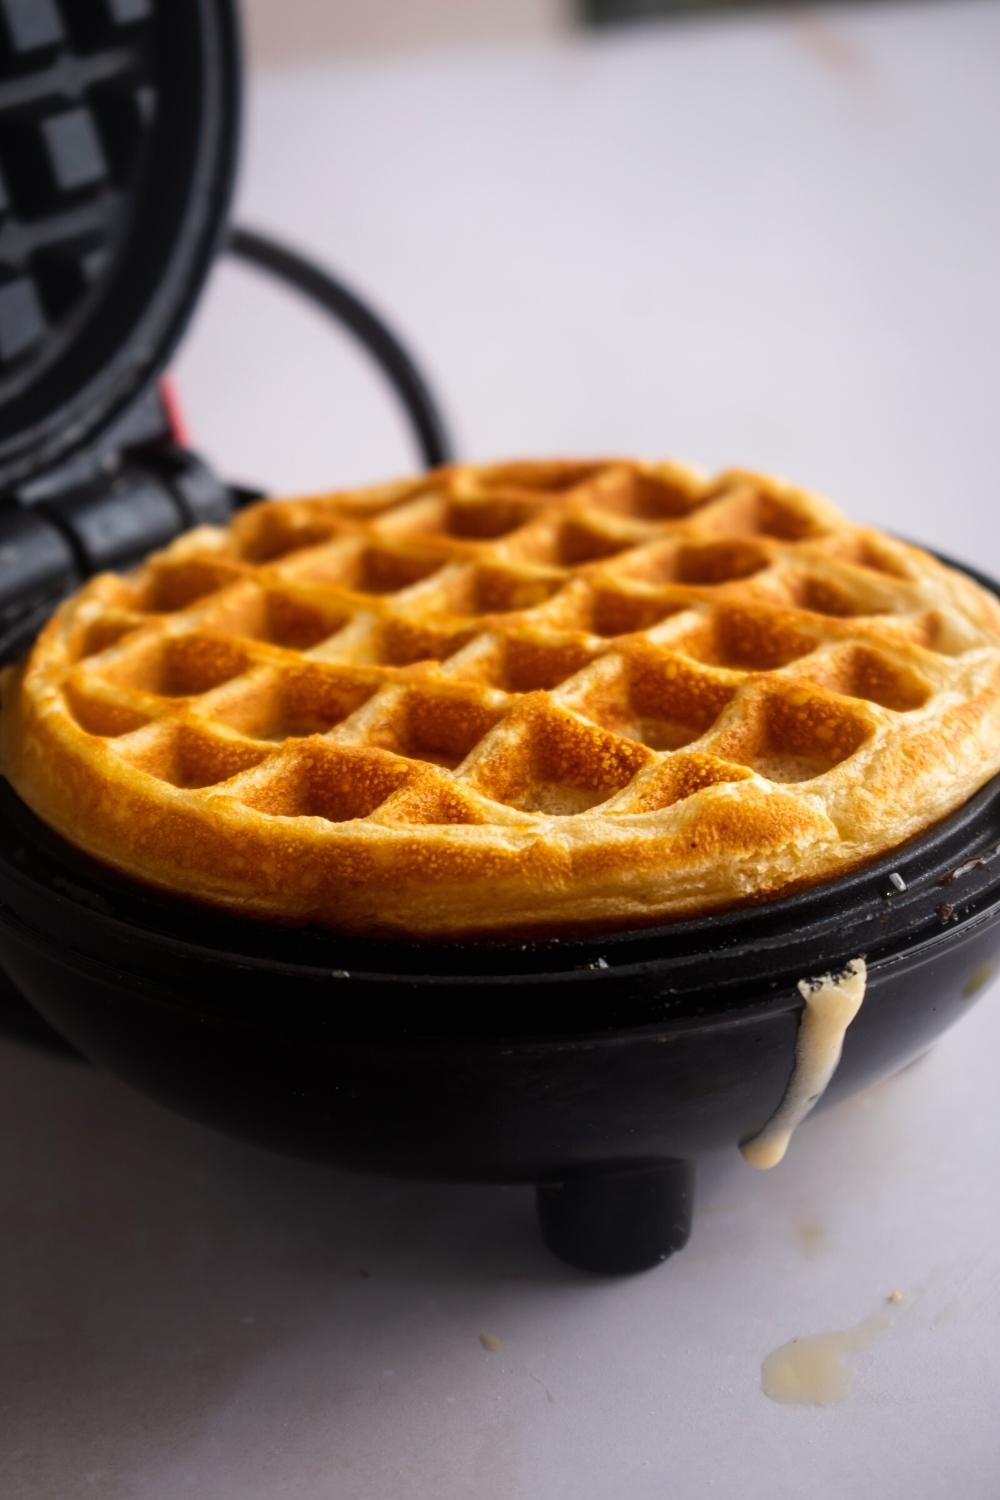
<box><xmin>2</xmin><ymin>0</ymin><xmax>1000</xmax><ymax>1277</ymax></box>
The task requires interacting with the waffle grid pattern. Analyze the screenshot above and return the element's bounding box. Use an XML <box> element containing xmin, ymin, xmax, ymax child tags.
<box><xmin>0</xmin><ymin>0</ymin><xmax>155</xmax><ymax>391</ymax></box>
<box><xmin>47</xmin><ymin>460</ymin><xmax>979</xmax><ymax>839</ymax></box>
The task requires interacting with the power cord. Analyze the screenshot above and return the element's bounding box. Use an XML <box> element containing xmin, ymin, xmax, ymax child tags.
<box><xmin>227</xmin><ymin>226</ymin><xmax>454</xmax><ymax>471</ymax></box>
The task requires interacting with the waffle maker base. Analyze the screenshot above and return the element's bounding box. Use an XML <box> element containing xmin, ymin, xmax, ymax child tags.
<box><xmin>4</xmin><ymin>2</ymin><xmax>996</xmax><ymax>1274</ymax></box>
<box><xmin>1</xmin><ymin>735</ymin><xmax>999</xmax><ymax>1273</ymax></box>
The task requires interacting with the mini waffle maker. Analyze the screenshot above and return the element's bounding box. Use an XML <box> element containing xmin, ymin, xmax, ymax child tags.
<box><xmin>2</xmin><ymin>0</ymin><xmax>1000</xmax><ymax>1277</ymax></box>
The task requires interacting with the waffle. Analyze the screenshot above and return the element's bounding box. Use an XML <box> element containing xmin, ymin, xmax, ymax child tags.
<box><xmin>5</xmin><ymin>458</ymin><xmax>1000</xmax><ymax>939</ymax></box>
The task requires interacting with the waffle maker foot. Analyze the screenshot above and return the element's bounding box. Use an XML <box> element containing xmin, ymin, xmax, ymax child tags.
<box><xmin>536</xmin><ymin>1159</ymin><xmax>694</xmax><ymax>1275</ymax></box>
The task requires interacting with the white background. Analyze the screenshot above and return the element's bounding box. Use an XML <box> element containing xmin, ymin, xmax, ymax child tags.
<box><xmin>3</xmin><ymin>3</ymin><xmax>1000</xmax><ymax>1496</ymax></box>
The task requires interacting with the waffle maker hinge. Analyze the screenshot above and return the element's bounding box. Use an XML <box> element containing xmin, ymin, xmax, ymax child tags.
<box><xmin>0</xmin><ymin>413</ymin><xmax>236</xmax><ymax>650</ymax></box>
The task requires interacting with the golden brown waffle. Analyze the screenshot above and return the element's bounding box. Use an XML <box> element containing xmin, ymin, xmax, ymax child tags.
<box><xmin>5</xmin><ymin>458</ymin><xmax>1000</xmax><ymax>938</ymax></box>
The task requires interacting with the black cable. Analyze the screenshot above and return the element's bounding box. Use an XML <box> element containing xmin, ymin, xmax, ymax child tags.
<box><xmin>226</xmin><ymin>226</ymin><xmax>454</xmax><ymax>471</ymax></box>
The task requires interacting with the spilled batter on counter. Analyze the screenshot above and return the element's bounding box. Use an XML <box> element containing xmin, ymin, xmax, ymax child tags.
<box><xmin>761</xmin><ymin>1302</ymin><xmax>895</xmax><ymax>1406</ymax></box>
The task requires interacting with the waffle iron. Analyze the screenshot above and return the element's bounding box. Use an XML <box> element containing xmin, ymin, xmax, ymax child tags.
<box><xmin>2</xmin><ymin>0</ymin><xmax>1000</xmax><ymax>1276</ymax></box>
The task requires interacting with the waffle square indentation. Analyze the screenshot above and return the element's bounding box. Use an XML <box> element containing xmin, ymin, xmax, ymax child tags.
<box><xmin>229</xmin><ymin>505</ymin><xmax>344</xmax><ymax>564</ymax></box>
<box><xmin>284</xmin><ymin>540</ymin><xmax>446</xmax><ymax>596</ymax></box>
<box><xmin>670</xmin><ymin>605</ymin><xmax>817</xmax><ymax>671</ymax></box>
<box><xmin>361</xmin><ymin>686</ymin><xmax>504</xmax><ymax>770</ymax></box>
<box><xmin>117</xmin><ymin>723</ymin><xmax>269</xmax><ymax>790</ymax></box>
<box><xmin>792</xmin><ymin>644</ymin><xmax>932</xmax><ymax>711</ymax></box>
<box><xmin>197</xmin><ymin>585</ymin><xmax>351</xmax><ymax>652</ymax></box>
<box><xmin>136</xmin><ymin>559</ymin><xmax>246</xmax><ymax>614</ymax></box>
<box><xmin>204</xmin><ymin>665</ymin><xmax>378</xmax><ymax>742</ymax></box>
<box><xmin>63</xmin><ymin>678</ymin><xmax>152</xmax><ymax>738</ymax></box>
<box><xmin>97</xmin><ymin>633</ymin><xmax>253</xmax><ymax>698</ymax></box>
<box><xmin>468</xmin><ymin>704</ymin><xmax>652</xmax><ymax>815</ymax></box>
<box><xmin>566</xmin><ymin>648</ymin><xmax>739</xmax><ymax>750</ymax></box>
<box><xmin>233</xmin><ymin>744</ymin><xmax>412</xmax><ymax>823</ymax></box>
<box><xmin>707</xmin><ymin>687</ymin><xmax>874</xmax><ymax>783</ymax></box>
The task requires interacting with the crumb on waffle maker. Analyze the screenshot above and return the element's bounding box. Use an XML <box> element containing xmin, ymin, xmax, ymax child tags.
<box><xmin>5</xmin><ymin>459</ymin><xmax>1000</xmax><ymax>939</ymax></box>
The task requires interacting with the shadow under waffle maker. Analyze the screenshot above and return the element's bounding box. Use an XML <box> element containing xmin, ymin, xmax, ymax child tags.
<box><xmin>3</xmin><ymin>0</ymin><xmax>1000</xmax><ymax>1275</ymax></box>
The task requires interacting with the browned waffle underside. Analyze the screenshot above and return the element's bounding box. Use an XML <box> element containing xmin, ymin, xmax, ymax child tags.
<box><xmin>5</xmin><ymin>459</ymin><xmax>1000</xmax><ymax>937</ymax></box>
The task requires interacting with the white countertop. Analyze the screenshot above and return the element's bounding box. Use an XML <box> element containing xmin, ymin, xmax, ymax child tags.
<box><xmin>4</xmin><ymin>3</ymin><xmax>1000</xmax><ymax>1496</ymax></box>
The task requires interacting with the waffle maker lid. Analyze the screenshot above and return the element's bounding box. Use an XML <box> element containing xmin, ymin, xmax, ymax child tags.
<box><xmin>0</xmin><ymin>0</ymin><xmax>240</xmax><ymax>498</ymax></box>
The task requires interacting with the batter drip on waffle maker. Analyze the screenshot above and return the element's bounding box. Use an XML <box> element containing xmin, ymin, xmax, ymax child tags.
<box><xmin>5</xmin><ymin>459</ymin><xmax>1000</xmax><ymax>938</ymax></box>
